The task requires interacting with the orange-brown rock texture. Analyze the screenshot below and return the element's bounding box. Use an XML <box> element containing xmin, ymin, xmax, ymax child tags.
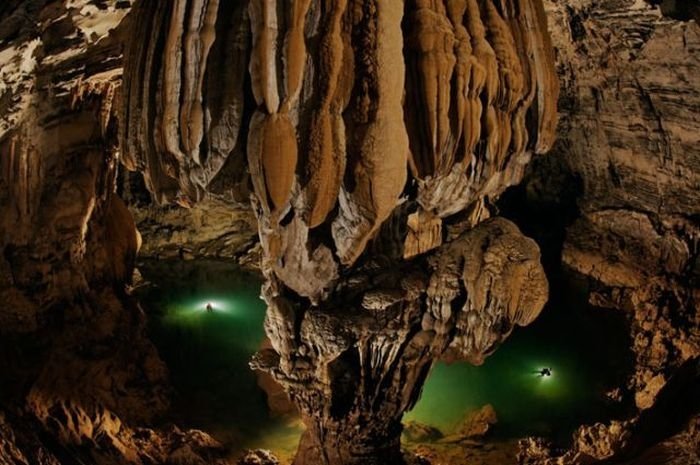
<box><xmin>3</xmin><ymin>0</ymin><xmax>698</xmax><ymax>464</ymax></box>
<box><xmin>121</xmin><ymin>0</ymin><xmax>559</xmax><ymax>303</ymax></box>
<box><xmin>117</xmin><ymin>2</ymin><xmax>557</xmax><ymax>462</ymax></box>
<box><xmin>252</xmin><ymin>217</ymin><xmax>547</xmax><ymax>464</ymax></box>
<box><xmin>1</xmin><ymin>1</ymin><xmax>557</xmax><ymax>463</ymax></box>
<box><xmin>0</xmin><ymin>1</ymin><xmax>239</xmax><ymax>464</ymax></box>
<box><xmin>512</xmin><ymin>1</ymin><xmax>700</xmax><ymax>464</ymax></box>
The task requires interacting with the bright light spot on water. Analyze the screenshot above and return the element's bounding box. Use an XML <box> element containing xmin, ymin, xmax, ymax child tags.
<box><xmin>194</xmin><ymin>298</ymin><xmax>233</xmax><ymax>313</ymax></box>
<box><xmin>159</xmin><ymin>296</ymin><xmax>243</xmax><ymax>323</ymax></box>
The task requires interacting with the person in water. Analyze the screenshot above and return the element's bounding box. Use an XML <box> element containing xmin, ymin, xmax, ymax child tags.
<box><xmin>206</xmin><ymin>302</ymin><xmax>213</xmax><ymax>312</ymax></box>
<box><xmin>538</xmin><ymin>367</ymin><xmax>552</xmax><ymax>377</ymax></box>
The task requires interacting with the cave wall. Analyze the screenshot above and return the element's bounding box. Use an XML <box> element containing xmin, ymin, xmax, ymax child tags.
<box><xmin>544</xmin><ymin>0</ymin><xmax>699</xmax><ymax>411</ymax></box>
<box><xmin>2</xmin><ymin>0</ymin><xmax>698</xmax><ymax>464</ymax></box>
<box><xmin>0</xmin><ymin>3</ymin><xmax>234</xmax><ymax>464</ymax></box>
<box><xmin>0</xmin><ymin>0</ymin><xmax>133</xmax><ymax>329</ymax></box>
<box><xmin>514</xmin><ymin>2</ymin><xmax>700</xmax><ymax>463</ymax></box>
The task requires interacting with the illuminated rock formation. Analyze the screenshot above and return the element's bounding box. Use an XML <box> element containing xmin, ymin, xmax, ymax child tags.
<box><xmin>3</xmin><ymin>0</ymin><xmax>558</xmax><ymax>463</ymax></box>
<box><xmin>118</xmin><ymin>1</ymin><xmax>557</xmax><ymax>463</ymax></box>
<box><xmin>0</xmin><ymin>2</ymin><xmax>231</xmax><ymax>464</ymax></box>
<box><xmin>122</xmin><ymin>0</ymin><xmax>559</xmax><ymax>302</ymax></box>
<box><xmin>3</xmin><ymin>0</ymin><xmax>699</xmax><ymax>464</ymax></box>
<box><xmin>253</xmin><ymin>218</ymin><xmax>547</xmax><ymax>465</ymax></box>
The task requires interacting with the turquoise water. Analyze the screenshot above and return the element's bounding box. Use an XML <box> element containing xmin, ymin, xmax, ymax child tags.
<box><xmin>406</xmin><ymin>273</ymin><xmax>634</xmax><ymax>440</ymax></box>
<box><xmin>135</xmin><ymin>260</ymin><xmax>302</xmax><ymax>459</ymax></box>
<box><xmin>136</xmin><ymin>259</ymin><xmax>633</xmax><ymax>456</ymax></box>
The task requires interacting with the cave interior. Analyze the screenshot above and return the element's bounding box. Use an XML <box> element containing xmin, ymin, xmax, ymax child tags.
<box><xmin>0</xmin><ymin>1</ymin><xmax>698</xmax><ymax>465</ymax></box>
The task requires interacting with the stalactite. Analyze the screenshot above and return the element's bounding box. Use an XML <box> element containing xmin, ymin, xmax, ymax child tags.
<box><xmin>304</xmin><ymin>0</ymin><xmax>350</xmax><ymax>229</ymax></box>
<box><xmin>523</xmin><ymin>0</ymin><xmax>558</xmax><ymax>153</ymax></box>
<box><xmin>122</xmin><ymin>0</ymin><xmax>250</xmax><ymax>204</ymax></box>
<box><xmin>123</xmin><ymin>0</ymin><xmax>558</xmax><ymax>294</ymax></box>
<box><xmin>331</xmin><ymin>0</ymin><xmax>410</xmax><ymax>266</ymax></box>
<box><xmin>120</xmin><ymin>2</ymin><xmax>559</xmax><ymax>460</ymax></box>
<box><xmin>404</xmin><ymin>0</ymin><xmax>457</xmax><ymax>178</ymax></box>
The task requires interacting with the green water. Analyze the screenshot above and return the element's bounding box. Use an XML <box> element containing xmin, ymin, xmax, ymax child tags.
<box><xmin>136</xmin><ymin>259</ymin><xmax>632</xmax><ymax>457</ymax></box>
<box><xmin>135</xmin><ymin>259</ymin><xmax>302</xmax><ymax>459</ymax></box>
<box><xmin>406</xmin><ymin>273</ymin><xmax>634</xmax><ymax>440</ymax></box>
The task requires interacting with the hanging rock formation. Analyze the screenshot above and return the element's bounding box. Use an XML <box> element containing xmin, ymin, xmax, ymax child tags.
<box><xmin>122</xmin><ymin>0</ymin><xmax>559</xmax><ymax>302</ymax></box>
<box><xmin>2</xmin><ymin>0</ymin><xmax>558</xmax><ymax>464</ymax></box>
<box><xmin>118</xmin><ymin>0</ymin><xmax>558</xmax><ymax>463</ymax></box>
<box><xmin>3</xmin><ymin>0</ymin><xmax>700</xmax><ymax>464</ymax></box>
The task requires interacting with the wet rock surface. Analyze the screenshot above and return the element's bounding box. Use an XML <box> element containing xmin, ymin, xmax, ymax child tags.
<box><xmin>511</xmin><ymin>1</ymin><xmax>700</xmax><ymax>463</ymax></box>
<box><xmin>0</xmin><ymin>0</ymin><xmax>698</xmax><ymax>464</ymax></box>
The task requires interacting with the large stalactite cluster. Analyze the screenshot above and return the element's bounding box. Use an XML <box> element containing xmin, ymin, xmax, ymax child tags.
<box><xmin>121</xmin><ymin>0</ymin><xmax>559</xmax><ymax>302</ymax></box>
<box><xmin>2</xmin><ymin>0</ymin><xmax>560</xmax><ymax>464</ymax></box>
<box><xmin>117</xmin><ymin>1</ymin><xmax>560</xmax><ymax>463</ymax></box>
<box><xmin>2</xmin><ymin>0</ymin><xmax>698</xmax><ymax>464</ymax></box>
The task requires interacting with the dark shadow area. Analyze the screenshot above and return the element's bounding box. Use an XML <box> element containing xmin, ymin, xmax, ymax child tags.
<box><xmin>403</xmin><ymin>155</ymin><xmax>635</xmax><ymax>443</ymax></box>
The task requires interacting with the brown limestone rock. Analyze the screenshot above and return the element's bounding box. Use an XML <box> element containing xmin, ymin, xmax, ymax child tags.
<box><xmin>427</xmin><ymin>217</ymin><xmax>548</xmax><ymax>365</ymax></box>
<box><xmin>122</xmin><ymin>0</ymin><xmax>250</xmax><ymax>203</ymax></box>
<box><xmin>122</xmin><ymin>0</ymin><xmax>559</xmax><ymax>300</ymax></box>
<box><xmin>253</xmin><ymin>216</ymin><xmax>547</xmax><ymax>465</ymax></box>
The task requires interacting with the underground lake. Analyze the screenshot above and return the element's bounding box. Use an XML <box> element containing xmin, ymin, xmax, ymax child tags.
<box><xmin>135</xmin><ymin>259</ymin><xmax>303</xmax><ymax>461</ymax></box>
<box><xmin>135</xmin><ymin>259</ymin><xmax>635</xmax><ymax>460</ymax></box>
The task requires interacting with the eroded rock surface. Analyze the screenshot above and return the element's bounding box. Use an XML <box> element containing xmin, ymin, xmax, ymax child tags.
<box><xmin>252</xmin><ymin>218</ymin><xmax>546</xmax><ymax>465</ymax></box>
<box><xmin>122</xmin><ymin>0</ymin><xmax>559</xmax><ymax>302</ymax></box>
<box><xmin>117</xmin><ymin>4</ymin><xmax>559</xmax><ymax>460</ymax></box>
<box><xmin>0</xmin><ymin>2</ymin><xmax>241</xmax><ymax>464</ymax></box>
<box><xmin>514</xmin><ymin>1</ymin><xmax>700</xmax><ymax>463</ymax></box>
<box><xmin>3</xmin><ymin>1</ymin><xmax>560</xmax><ymax>464</ymax></box>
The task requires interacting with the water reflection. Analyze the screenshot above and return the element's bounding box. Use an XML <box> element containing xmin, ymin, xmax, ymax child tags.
<box><xmin>136</xmin><ymin>259</ymin><xmax>633</xmax><ymax>460</ymax></box>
